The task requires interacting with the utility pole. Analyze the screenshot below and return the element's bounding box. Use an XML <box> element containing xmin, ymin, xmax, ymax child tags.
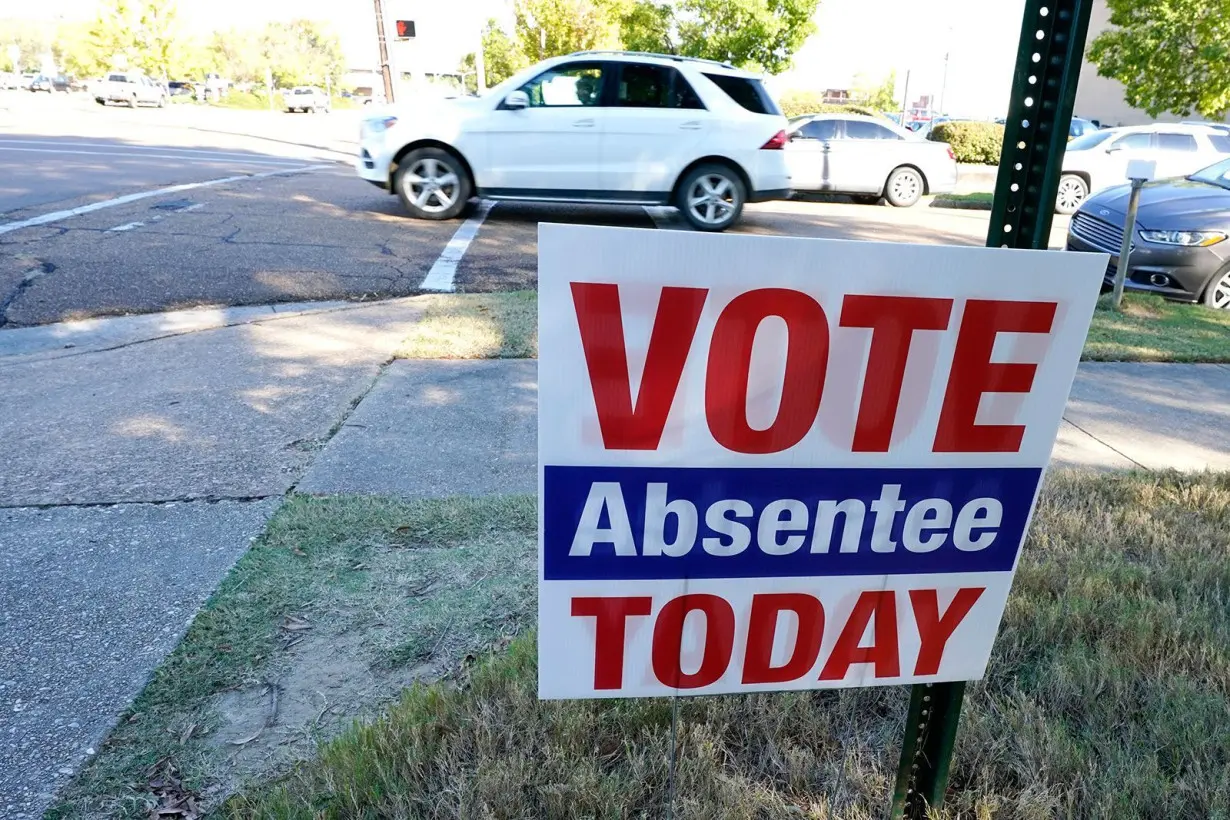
<box><xmin>900</xmin><ymin>69</ymin><xmax>911</xmax><ymax>129</ymax></box>
<box><xmin>475</xmin><ymin>24</ymin><xmax>486</xmax><ymax>94</ymax></box>
<box><xmin>373</xmin><ymin>0</ymin><xmax>395</xmax><ymax>103</ymax></box>
<box><xmin>938</xmin><ymin>52</ymin><xmax>949</xmax><ymax>116</ymax></box>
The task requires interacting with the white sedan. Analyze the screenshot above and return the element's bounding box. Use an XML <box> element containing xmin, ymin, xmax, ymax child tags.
<box><xmin>786</xmin><ymin>114</ymin><xmax>958</xmax><ymax>207</ymax></box>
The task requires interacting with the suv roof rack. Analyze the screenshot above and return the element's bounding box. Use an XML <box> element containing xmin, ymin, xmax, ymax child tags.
<box><xmin>567</xmin><ymin>50</ymin><xmax>737</xmax><ymax>70</ymax></box>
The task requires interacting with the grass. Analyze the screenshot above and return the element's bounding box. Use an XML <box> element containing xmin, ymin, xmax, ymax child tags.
<box><xmin>225</xmin><ymin>470</ymin><xmax>1230</xmax><ymax>819</ymax></box>
<box><xmin>931</xmin><ymin>191</ymin><xmax>993</xmax><ymax>209</ymax></box>
<box><xmin>396</xmin><ymin>291</ymin><xmax>1229</xmax><ymax>363</ymax></box>
<box><xmin>48</xmin><ymin>494</ymin><xmax>536</xmax><ymax>819</ymax></box>
<box><xmin>1085</xmin><ymin>293</ymin><xmax>1230</xmax><ymax>362</ymax></box>
<box><xmin>397</xmin><ymin>291</ymin><xmax>537</xmax><ymax>359</ymax></box>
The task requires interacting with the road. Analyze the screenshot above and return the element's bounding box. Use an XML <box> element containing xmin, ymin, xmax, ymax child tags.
<box><xmin>0</xmin><ymin>89</ymin><xmax>1070</xmax><ymax>327</ymax></box>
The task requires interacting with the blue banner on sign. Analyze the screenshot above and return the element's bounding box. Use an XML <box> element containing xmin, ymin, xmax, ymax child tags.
<box><xmin>542</xmin><ymin>465</ymin><xmax>1041</xmax><ymax>580</ymax></box>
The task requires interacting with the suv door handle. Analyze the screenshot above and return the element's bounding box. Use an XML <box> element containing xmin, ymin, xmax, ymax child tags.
<box><xmin>573</xmin><ymin>118</ymin><xmax>595</xmax><ymax>128</ymax></box>
<box><xmin>680</xmin><ymin>121</ymin><xmax>702</xmax><ymax>130</ymax></box>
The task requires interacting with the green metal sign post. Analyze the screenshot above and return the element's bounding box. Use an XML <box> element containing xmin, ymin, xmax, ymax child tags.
<box><xmin>887</xmin><ymin>0</ymin><xmax>1093</xmax><ymax>816</ymax></box>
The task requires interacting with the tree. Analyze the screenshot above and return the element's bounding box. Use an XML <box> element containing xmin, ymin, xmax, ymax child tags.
<box><xmin>460</xmin><ymin>19</ymin><xmax>530</xmax><ymax>92</ymax></box>
<box><xmin>853</xmin><ymin>70</ymin><xmax>897</xmax><ymax>112</ymax></box>
<box><xmin>617</xmin><ymin>0</ymin><xmax>818</xmax><ymax>74</ymax></box>
<box><xmin>257</xmin><ymin>20</ymin><xmax>343</xmax><ymax>88</ymax></box>
<box><xmin>514</xmin><ymin>0</ymin><xmax>625</xmax><ymax>62</ymax></box>
<box><xmin>1088</xmin><ymin>0</ymin><xmax>1230</xmax><ymax>120</ymax></box>
<box><xmin>79</xmin><ymin>0</ymin><xmax>182</xmax><ymax>78</ymax></box>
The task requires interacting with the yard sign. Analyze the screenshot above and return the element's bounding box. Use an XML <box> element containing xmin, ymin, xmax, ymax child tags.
<box><xmin>537</xmin><ymin>224</ymin><xmax>1105</xmax><ymax>700</ymax></box>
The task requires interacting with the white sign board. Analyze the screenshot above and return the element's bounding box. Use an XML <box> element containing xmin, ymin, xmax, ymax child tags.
<box><xmin>537</xmin><ymin>224</ymin><xmax>1105</xmax><ymax>700</ymax></box>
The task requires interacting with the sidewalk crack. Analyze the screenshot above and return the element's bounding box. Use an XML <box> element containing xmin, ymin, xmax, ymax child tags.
<box><xmin>1063</xmin><ymin>416</ymin><xmax>1146</xmax><ymax>468</ymax></box>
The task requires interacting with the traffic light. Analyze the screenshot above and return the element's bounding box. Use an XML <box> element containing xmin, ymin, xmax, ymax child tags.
<box><xmin>395</xmin><ymin>20</ymin><xmax>415</xmax><ymax>39</ymax></box>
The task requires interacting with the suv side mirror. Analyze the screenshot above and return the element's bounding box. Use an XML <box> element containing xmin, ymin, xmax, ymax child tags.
<box><xmin>1105</xmin><ymin>143</ymin><xmax>1123</xmax><ymax>153</ymax></box>
<box><xmin>504</xmin><ymin>90</ymin><xmax>529</xmax><ymax>110</ymax></box>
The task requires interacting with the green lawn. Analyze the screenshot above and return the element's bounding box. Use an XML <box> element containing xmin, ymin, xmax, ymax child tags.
<box><xmin>930</xmin><ymin>191</ymin><xmax>993</xmax><ymax>209</ymax></box>
<box><xmin>397</xmin><ymin>291</ymin><xmax>1229</xmax><ymax>364</ymax></box>
<box><xmin>221</xmin><ymin>471</ymin><xmax>1230</xmax><ymax>819</ymax></box>
<box><xmin>1086</xmin><ymin>293</ymin><xmax>1230</xmax><ymax>362</ymax></box>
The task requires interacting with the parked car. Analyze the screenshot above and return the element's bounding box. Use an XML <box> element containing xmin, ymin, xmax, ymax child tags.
<box><xmin>1069</xmin><ymin>117</ymin><xmax>1099</xmax><ymax>139</ymax></box>
<box><xmin>168</xmin><ymin>80</ymin><xmax>195</xmax><ymax>96</ymax></box>
<box><xmin>0</xmin><ymin>72</ymin><xmax>21</xmax><ymax>90</ymax></box>
<box><xmin>1066</xmin><ymin>156</ymin><xmax>1230</xmax><ymax>308</ymax></box>
<box><xmin>356</xmin><ymin>51</ymin><xmax>792</xmax><ymax>231</ymax></box>
<box><xmin>284</xmin><ymin>86</ymin><xmax>330</xmax><ymax>113</ymax></box>
<box><xmin>1056</xmin><ymin>123</ymin><xmax>1230</xmax><ymax>215</ymax></box>
<box><xmin>785</xmin><ymin>113</ymin><xmax>958</xmax><ymax>207</ymax></box>
<box><xmin>94</xmin><ymin>72</ymin><xmax>167</xmax><ymax>107</ymax></box>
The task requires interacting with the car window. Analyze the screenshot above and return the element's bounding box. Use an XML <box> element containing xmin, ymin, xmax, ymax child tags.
<box><xmin>1158</xmin><ymin>133</ymin><xmax>1198</xmax><ymax>152</ymax></box>
<box><xmin>701</xmin><ymin>73</ymin><xmax>781</xmax><ymax>115</ymax></box>
<box><xmin>1112</xmin><ymin>133</ymin><xmax>1152</xmax><ymax>150</ymax></box>
<box><xmin>521</xmin><ymin>62</ymin><xmax>606</xmax><ymax>107</ymax></box>
<box><xmin>1210</xmin><ymin>135</ymin><xmax>1230</xmax><ymax>153</ymax></box>
<box><xmin>108</xmin><ymin>74</ymin><xmax>126</xmax><ymax>82</ymax></box>
<box><xmin>797</xmin><ymin>119</ymin><xmax>838</xmax><ymax>140</ymax></box>
<box><xmin>1068</xmin><ymin>130</ymin><xmax>1114</xmax><ymax>150</ymax></box>
<box><xmin>615</xmin><ymin>64</ymin><xmax>702</xmax><ymax>109</ymax></box>
<box><xmin>844</xmin><ymin>120</ymin><xmax>899</xmax><ymax>140</ymax></box>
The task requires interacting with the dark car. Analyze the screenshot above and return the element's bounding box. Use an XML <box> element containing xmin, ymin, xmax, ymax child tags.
<box><xmin>29</xmin><ymin>75</ymin><xmax>58</xmax><ymax>92</ymax></box>
<box><xmin>1066</xmin><ymin>156</ymin><xmax>1230</xmax><ymax>309</ymax></box>
<box><xmin>167</xmin><ymin>81</ymin><xmax>195</xmax><ymax>96</ymax></box>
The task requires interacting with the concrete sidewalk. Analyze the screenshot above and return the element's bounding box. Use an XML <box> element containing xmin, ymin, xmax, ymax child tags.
<box><xmin>3</xmin><ymin>299</ymin><xmax>1229</xmax><ymax>818</ymax></box>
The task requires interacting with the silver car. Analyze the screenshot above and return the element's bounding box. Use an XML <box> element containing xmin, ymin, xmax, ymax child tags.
<box><xmin>786</xmin><ymin>114</ymin><xmax>958</xmax><ymax>207</ymax></box>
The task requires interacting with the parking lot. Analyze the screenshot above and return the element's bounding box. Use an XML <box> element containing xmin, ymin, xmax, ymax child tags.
<box><xmin>1</xmin><ymin>90</ymin><xmax>1069</xmax><ymax>326</ymax></box>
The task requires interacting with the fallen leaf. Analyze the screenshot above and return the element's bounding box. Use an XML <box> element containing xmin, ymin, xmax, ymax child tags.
<box><xmin>281</xmin><ymin>616</ymin><xmax>312</xmax><ymax>632</ymax></box>
<box><xmin>292</xmin><ymin>547</ymin><xmax>306</xmax><ymax>556</ymax></box>
<box><xmin>179</xmin><ymin>723</ymin><xmax>195</xmax><ymax>744</ymax></box>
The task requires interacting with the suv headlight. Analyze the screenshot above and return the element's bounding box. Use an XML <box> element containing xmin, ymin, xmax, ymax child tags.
<box><xmin>1138</xmin><ymin>229</ymin><xmax>1227</xmax><ymax>247</ymax></box>
<box><xmin>360</xmin><ymin>116</ymin><xmax>398</xmax><ymax>139</ymax></box>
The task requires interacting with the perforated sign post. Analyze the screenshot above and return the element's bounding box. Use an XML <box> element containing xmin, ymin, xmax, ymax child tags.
<box><xmin>537</xmin><ymin>220</ymin><xmax>1105</xmax><ymax>744</ymax></box>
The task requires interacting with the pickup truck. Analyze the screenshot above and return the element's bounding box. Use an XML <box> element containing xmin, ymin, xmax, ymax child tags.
<box><xmin>283</xmin><ymin>86</ymin><xmax>330</xmax><ymax>113</ymax></box>
<box><xmin>94</xmin><ymin>72</ymin><xmax>167</xmax><ymax>108</ymax></box>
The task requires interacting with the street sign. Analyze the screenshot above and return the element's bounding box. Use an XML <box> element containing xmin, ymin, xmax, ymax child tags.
<box><xmin>537</xmin><ymin>224</ymin><xmax>1105</xmax><ymax>700</ymax></box>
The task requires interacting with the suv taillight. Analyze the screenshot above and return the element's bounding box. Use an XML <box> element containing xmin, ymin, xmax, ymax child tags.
<box><xmin>760</xmin><ymin>130</ymin><xmax>788</xmax><ymax>150</ymax></box>
<box><xmin>946</xmin><ymin>146</ymin><xmax>956</xmax><ymax>161</ymax></box>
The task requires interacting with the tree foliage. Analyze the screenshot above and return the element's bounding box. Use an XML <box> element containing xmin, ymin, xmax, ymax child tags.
<box><xmin>853</xmin><ymin>70</ymin><xmax>897</xmax><ymax>112</ymax></box>
<box><xmin>514</xmin><ymin>0</ymin><xmax>627</xmax><ymax>62</ymax></box>
<box><xmin>1088</xmin><ymin>0</ymin><xmax>1230</xmax><ymax>119</ymax></box>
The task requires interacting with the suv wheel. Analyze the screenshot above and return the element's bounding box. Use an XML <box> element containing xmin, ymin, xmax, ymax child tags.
<box><xmin>676</xmin><ymin>164</ymin><xmax>745</xmax><ymax>231</ymax></box>
<box><xmin>394</xmin><ymin>148</ymin><xmax>471</xmax><ymax>220</ymax></box>
<box><xmin>885</xmin><ymin>166</ymin><xmax>924</xmax><ymax>207</ymax></box>
<box><xmin>1056</xmin><ymin>174</ymin><xmax>1088</xmax><ymax>215</ymax></box>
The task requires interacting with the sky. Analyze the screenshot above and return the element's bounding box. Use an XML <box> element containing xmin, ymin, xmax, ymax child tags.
<box><xmin>18</xmin><ymin>0</ymin><xmax>1026</xmax><ymax>116</ymax></box>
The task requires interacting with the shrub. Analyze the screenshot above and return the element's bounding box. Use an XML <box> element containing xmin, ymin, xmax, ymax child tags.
<box><xmin>777</xmin><ymin>90</ymin><xmax>883</xmax><ymax>120</ymax></box>
<box><xmin>929</xmin><ymin>121</ymin><xmax>1005</xmax><ymax>165</ymax></box>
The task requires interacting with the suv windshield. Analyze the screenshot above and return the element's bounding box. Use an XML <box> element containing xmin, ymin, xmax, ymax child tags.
<box><xmin>1189</xmin><ymin>158</ymin><xmax>1230</xmax><ymax>190</ymax></box>
<box><xmin>702</xmin><ymin>73</ymin><xmax>781</xmax><ymax>115</ymax></box>
<box><xmin>1067</xmin><ymin>130</ymin><xmax>1114</xmax><ymax>151</ymax></box>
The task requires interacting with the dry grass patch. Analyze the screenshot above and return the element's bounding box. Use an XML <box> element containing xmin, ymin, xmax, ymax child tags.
<box><xmin>229</xmin><ymin>471</ymin><xmax>1230</xmax><ymax>819</ymax></box>
<box><xmin>398</xmin><ymin>292</ymin><xmax>537</xmax><ymax>359</ymax></box>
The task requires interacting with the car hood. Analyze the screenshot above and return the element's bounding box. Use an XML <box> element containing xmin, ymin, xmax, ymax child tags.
<box><xmin>1082</xmin><ymin>179</ymin><xmax>1230</xmax><ymax>229</ymax></box>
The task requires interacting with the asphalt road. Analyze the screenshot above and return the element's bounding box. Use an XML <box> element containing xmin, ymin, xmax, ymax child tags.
<box><xmin>0</xmin><ymin>89</ymin><xmax>1070</xmax><ymax>327</ymax></box>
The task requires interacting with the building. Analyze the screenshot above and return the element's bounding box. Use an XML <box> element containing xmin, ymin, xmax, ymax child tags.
<box><xmin>1074</xmin><ymin>0</ymin><xmax>1229</xmax><ymax>127</ymax></box>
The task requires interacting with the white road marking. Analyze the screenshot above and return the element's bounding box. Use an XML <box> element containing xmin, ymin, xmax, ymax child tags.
<box><xmin>643</xmin><ymin>205</ymin><xmax>690</xmax><ymax>230</ymax></box>
<box><xmin>179</xmin><ymin>203</ymin><xmax>205</xmax><ymax>212</ymax></box>
<box><xmin>0</xmin><ymin>139</ymin><xmax>317</xmax><ymax>161</ymax></box>
<box><xmin>0</xmin><ymin>147</ymin><xmax>302</xmax><ymax>166</ymax></box>
<box><xmin>419</xmin><ymin>200</ymin><xmax>496</xmax><ymax>292</ymax></box>
<box><xmin>0</xmin><ymin>164</ymin><xmax>332</xmax><ymax>236</ymax></box>
<box><xmin>106</xmin><ymin>221</ymin><xmax>144</xmax><ymax>232</ymax></box>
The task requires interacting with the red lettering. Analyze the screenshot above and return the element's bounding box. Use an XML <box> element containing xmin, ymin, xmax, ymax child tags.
<box><xmin>571</xmin><ymin>596</ymin><xmax>652</xmax><ymax>690</ymax></box>
<box><xmin>571</xmin><ymin>283</ymin><xmax>707</xmax><ymax>450</ymax></box>
<box><xmin>909</xmin><ymin>587</ymin><xmax>984</xmax><ymax>675</ymax></box>
<box><xmin>652</xmin><ymin>594</ymin><xmax>735</xmax><ymax>689</ymax></box>
<box><xmin>933</xmin><ymin>299</ymin><xmax>1057</xmax><ymax>453</ymax></box>
<box><xmin>840</xmin><ymin>295</ymin><xmax>953</xmax><ymax>452</ymax></box>
<box><xmin>741</xmin><ymin>593</ymin><xmax>825</xmax><ymax>684</ymax></box>
<box><xmin>819</xmin><ymin>590</ymin><xmax>900</xmax><ymax>680</ymax></box>
<box><xmin>705</xmin><ymin>289</ymin><xmax>829</xmax><ymax>454</ymax></box>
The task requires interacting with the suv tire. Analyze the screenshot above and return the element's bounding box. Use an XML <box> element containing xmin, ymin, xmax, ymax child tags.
<box><xmin>1055</xmin><ymin>173</ymin><xmax>1088</xmax><ymax>215</ymax></box>
<box><xmin>676</xmin><ymin>163</ymin><xmax>745</xmax><ymax>231</ymax></box>
<box><xmin>394</xmin><ymin>148</ymin><xmax>472</xmax><ymax>220</ymax></box>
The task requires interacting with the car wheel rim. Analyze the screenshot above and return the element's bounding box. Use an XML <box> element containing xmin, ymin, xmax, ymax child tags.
<box><xmin>1213</xmin><ymin>272</ymin><xmax>1230</xmax><ymax>309</ymax></box>
<box><xmin>687</xmin><ymin>174</ymin><xmax>737</xmax><ymax>226</ymax></box>
<box><xmin>403</xmin><ymin>158</ymin><xmax>460</xmax><ymax>213</ymax></box>
<box><xmin>892</xmin><ymin>171</ymin><xmax>920</xmax><ymax>202</ymax></box>
<box><xmin>1058</xmin><ymin>178</ymin><xmax>1085</xmax><ymax>211</ymax></box>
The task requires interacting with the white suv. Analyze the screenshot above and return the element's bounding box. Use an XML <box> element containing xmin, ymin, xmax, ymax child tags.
<box><xmin>356</xmin><ymin>51</ymin><xmax>792</xmax><ymax>231</ymax></box>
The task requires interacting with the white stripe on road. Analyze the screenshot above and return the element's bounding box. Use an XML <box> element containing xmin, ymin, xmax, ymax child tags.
<box><xmin>179</xmin><ymin>203</ymin><xmax>205</xmax><ymax>212</ymax></box>
<box><xmin>0</xmin><ymin>139</ymin><xmax>319</xmax><ymax>161</ymax></box>
<box><xmin>419</xmin><ymin>200</ymin><xmax>496</xmax><ymax>292</ymax></box>
<box><xmin>106</xmin><ymin>221</ymin><xmax>144</xmax><ymax>232</ymax></box>
<box><xmin>0</xmin><ymin>147</ymin><xmax>303</xmax><ymax>166</ymax></box>
<box><xmin>0</xmin><ymin>164</ymin><xmax>332</xmax><ymax>236</ymax></box>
